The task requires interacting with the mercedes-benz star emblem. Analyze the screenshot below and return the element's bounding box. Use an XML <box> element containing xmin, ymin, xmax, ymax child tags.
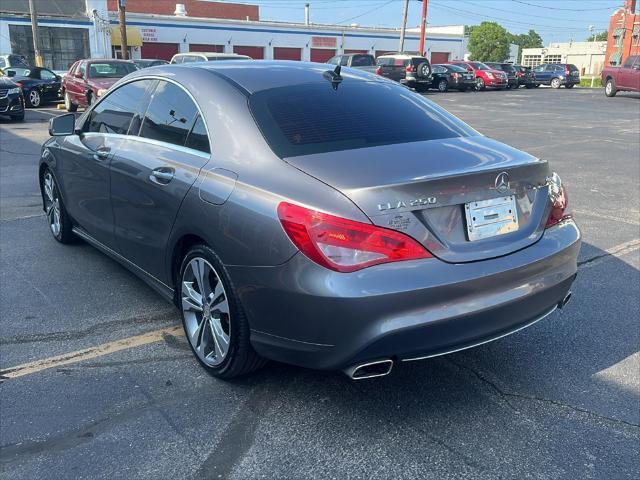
<box><xmin>495</xmin><ymin>172</ymin><xmax>510</xmax><ymax>193</ymax></box>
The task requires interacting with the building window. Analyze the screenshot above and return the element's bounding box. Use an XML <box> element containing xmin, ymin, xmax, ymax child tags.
<box><xmin>8</xmin><ymin>24</ymin><xmax>89</xmax><ymax>71</ymax></box>
<box><xmin>544</xmin><ymin>54</ymin><xmax>562</xmax><ymax>64</ymax></box>
<box><xmin>522</xmin><ymin>55</ymin><xmax>542</xmax><ymax>67</ymax></box>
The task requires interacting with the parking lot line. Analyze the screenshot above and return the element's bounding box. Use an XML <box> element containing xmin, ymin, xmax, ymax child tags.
<box><xmin>0</xmin><ymin>326</ymin><xmax>183</xmax><ymax>381</ymax></box>
<box><xmin>574</xmin><ymin>209</ymin><xmax>640</xmax><ymax>226</ymax></box>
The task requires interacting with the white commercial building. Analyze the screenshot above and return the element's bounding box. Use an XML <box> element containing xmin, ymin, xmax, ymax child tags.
<box><xmin>1</xmin><ymin>0</ymin><xmax>467</xmax><ymax>69</ymax></box>
<box><xmin>521</xmin><ymin>41</ymin><xmax>607</xmax><ymax>75</ymax></box>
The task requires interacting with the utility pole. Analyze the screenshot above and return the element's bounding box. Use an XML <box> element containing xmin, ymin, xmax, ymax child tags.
<box><xmin>118</xmin><ymin>0</ymin><xmax>128</xmax><ymax>60</ymax></box>
<box><xmin>418</xmin><ymin>0</ymin><xmax>429</xmax><ymax>56</ymax></box>
<box><xmin>398</xmin><ymin>0</ymin><xmax>409</xmax><ymax>53</ymax></box>
<box><xmin>28</xmin><ymin>0</ymin><xmax>43</xmax><ymax>67</ymax></box>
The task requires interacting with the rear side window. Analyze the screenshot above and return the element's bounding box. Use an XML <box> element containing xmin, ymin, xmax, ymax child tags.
<box><xmin>85</xmin><ymin>80</ymin><xmax>154</xmax><ymax>135</ymax></box>
<box><xmin>250</xmin><ymin>81</ymin><xmax>476</xmax><ymax>158</ymax></box>
<box><xmin>140</xmin><ymin>81</ymin><xmax>198</xmax><ymax>147</ymax></box>
<box><xmin>184</xmin><ymin>115</ymin><xmax>210</xmax><ymax>153</ymax></box>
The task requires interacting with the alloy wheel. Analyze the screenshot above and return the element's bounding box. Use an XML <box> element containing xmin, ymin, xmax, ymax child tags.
<box><xmin>605</xmin><ymin>81</ymin><xmax>612</xmax><ymax>95</ymax></box>
<box><xmin>438</xmin><ymin>80</ymin><xmax>448</xmax><ymax>92</ymax></box>
<box><xmin>181</xmin><ymin>257</ymin><xmax>231</xmax><ymax>366</ymax></box>
<box><xmin>29</xmin><ymin>90</ymin><xmax>41</xmax><ymax>107</ymax></box>
<box><xmin>43</xmin><ymin>172</ymin><xmax>61</xmax><ymax>237</ymax></box>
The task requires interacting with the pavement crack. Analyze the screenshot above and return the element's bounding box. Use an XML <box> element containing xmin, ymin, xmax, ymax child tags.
<box><xmin>448</xmin><ymin>359</ymin><xmax>640</xmax><ymax>429</ymax></box>
<box><xmin>0</xmin><ymin>309</ymin><xmax>178</xmax><ymax>345</ymax></box>
<box><xmin>578</xmin><ymin>239</ymin><xmax>640</xmax><ymax>269</ymax></box>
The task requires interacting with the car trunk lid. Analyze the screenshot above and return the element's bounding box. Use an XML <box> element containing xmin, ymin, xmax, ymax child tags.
<box><xmin>284</xmin><ymin>135</ymin><xmax>552</xmax><ymax>263</ymax></box>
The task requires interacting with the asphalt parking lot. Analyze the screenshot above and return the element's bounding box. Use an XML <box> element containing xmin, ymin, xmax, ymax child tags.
<box><xmin>1</xmin><ymin>87</ymin><xmax>638</xmax><ymax>479</ymax></box>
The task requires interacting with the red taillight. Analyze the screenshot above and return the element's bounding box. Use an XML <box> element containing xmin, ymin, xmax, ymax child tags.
<box><xmin>277</xmin><ymin>202</ymin><xmax>433</xmax><ymax>272</ymax></box>
<box><xmin>15</xmin><ymin>82</ymin><xmax>23</xmax><ymax>87</ymax></box>
<box><xmin>406</xmin><ymin>64</ymin><xmax>415</xmax><ymax>73</ymax></box>
<box><xmin>375</xmin><ymin>66</ymin><xmax>382</xmax><ymax>75</ymax></box>
<box><xmin>452</xmin><ymin>72</ymin><xmax>460</xmax><ymax>79</ymax></box>
<box><xmin>516</xmin><ymin>71</ymin><xmax>524</xmax><ymax>78</ymax></box>
<box><xmin>565</xmin><ymin>65</ymin><xmax>570</xmax><ymax>75</ymax></box>
<box><xmin>545</xmin><ymin>175</ymin><xmax>572</xmax><ymax>228</ymax></box>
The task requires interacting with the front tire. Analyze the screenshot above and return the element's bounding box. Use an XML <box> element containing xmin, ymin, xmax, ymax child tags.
<box><xmin>42</xmin><ymin>169</ymin><xmax>74</xmax><ymax>243</ymax></box>
<box><xmin>179</xmin><ymin>244</ymin><xmax>266</xmax><ymax>379</ymax></box>
<box><xmin>476</xmin><ymin>77</ymin><xmax>485</xmax><ymax>91</ymax></box>
<box><xmin>605</xmin><ymin>79</ymin><xmax>617</xmax><ymax>97</ymax></box>
<box><xmin>26</xmin><ymin>89</ymin><xmax>41</xmax><ymax>108</ymax></box>
<box><xmin>551</xmin><ymin>77</ymin><xmax>561</xmax><ymax>89</ymax></box>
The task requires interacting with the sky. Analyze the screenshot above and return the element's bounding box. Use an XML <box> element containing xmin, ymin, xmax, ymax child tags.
<box><xmin>244</xmin><ymin>0</ymin><xmax>622</xmax><ymax>44</ymax></box>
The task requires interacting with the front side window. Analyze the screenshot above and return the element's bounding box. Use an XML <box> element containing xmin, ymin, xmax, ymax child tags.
<box><xmin>139</xmin><ymin>81</ymin><xmax>199</xmax><ymax>147</ymax></box>
<box><xmin>351</xmin><ymin>55</ymin><xmax>374</xmax><ymax>67</ymax></box>
<box><xmin>79</xmin><ymin>63</ymin><xmax>86</xmax><ymax>78</ymax></box>
<box><xmin>623</xmin><ymin>56</ymin><xmax>636</xmax><ymax>68</ymax></box>
<box><xmin>85</xmin><ymin>80</ymin><xmax>154</xmax><ymax>135</ymax></box>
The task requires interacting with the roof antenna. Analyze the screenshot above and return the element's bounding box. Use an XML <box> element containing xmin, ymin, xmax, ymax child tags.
<box><xmin>323</xmin><ymin>64</ymin><xmax>343</xmax><ymax>90</ymax></box>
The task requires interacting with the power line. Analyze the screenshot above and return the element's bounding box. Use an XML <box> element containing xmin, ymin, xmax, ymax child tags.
<box><xmin>455</xmin><ymin>0</ymin><xmax>612</xmax><ymax>23</ymax></box>
<box><xmin>335</xmin><ymin>0</ymin><xmax>396</xmax><ymax>24</ymax></box>
<box><xmin>510</xmin><ymin>0</ymin><xmax>621</xmax><ymax>11</ymax></box>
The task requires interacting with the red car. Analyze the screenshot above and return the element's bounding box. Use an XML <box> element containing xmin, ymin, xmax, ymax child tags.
<box><xmin>601</xmin><ymin>55</ymin><xmax>640</xmax><ymax>97</ymax></box>
<box><xmin>448</xmin><ymin>60</ymin><xmax>508</xmax><ymax>90</ymax></box>
<box><xmin>61</xmin><ymin>59</ymin><xmax>137</xmax><ymax>111</ymax></box>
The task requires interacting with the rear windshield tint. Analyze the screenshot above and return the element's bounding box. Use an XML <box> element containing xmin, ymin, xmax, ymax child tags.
<box><xmin>249</xmin><ymin>81</ymin><xmax>476</xmax><ymax>158</ymax></box>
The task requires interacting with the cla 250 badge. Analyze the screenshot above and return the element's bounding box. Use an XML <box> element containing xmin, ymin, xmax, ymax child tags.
<box><xmin>378</xmin><ymin>197</ymin><xmax>437</xmax><ymax>211</ymax></box>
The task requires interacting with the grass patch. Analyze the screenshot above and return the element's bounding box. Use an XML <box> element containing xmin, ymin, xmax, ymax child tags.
<box><xmin>579</xmin><ymin>78</ymin><xmax>602</xmax><ymax>88</ymax></box>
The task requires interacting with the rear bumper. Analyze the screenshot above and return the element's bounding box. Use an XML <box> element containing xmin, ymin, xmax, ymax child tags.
<box><xmin>229</xmin><ymin>220</ymin><xmax>580</xmax><ymax>371</ymax></box>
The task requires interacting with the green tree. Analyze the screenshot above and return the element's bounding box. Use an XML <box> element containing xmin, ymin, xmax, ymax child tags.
<box><xmin>510</xmin><ymin>29</ymin><xmax>544</xmax><ymax>51</ymax></box>
<box><xmin>468</xmin><ymin>22</ymin><xmax>510</xmax><ymax>62</ymax></box>
<box><xmin>587</xmin><ymin>30</ymin><xmax>608</xmax><ymax>41</ymax></box>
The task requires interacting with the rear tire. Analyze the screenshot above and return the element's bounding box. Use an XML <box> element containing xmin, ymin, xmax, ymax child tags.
<box><xmin>437</xmin><ymin>79</ymin><xmax>448</xmax><ymax>92</ymax></box>
<box><xmin>178</xmin><ymin>244</ymin><xmax>266</xmax><ymax>379</ymax></box>
<box><xmin>565</xmin><ymin>83</ymin><xmax>574</xmax><ymax>89</ymax></box>
<box><xmin>525</xmin><ymin>84</ymin><xmax>534</xmax><ymax>89</ymax></box>
<box><xmin>64</xmin><ymin>91</ymin><xmax>77</xmax><ymax>112</ymax></box>
<box><xmin>476</xmin><ymin>77</ymin><xmax>485</xmax><ymax>91</ymax></box>
<box><xmin>605</xmin><ymin>78</ymin><xmax>617</xmax><ymax>97</ymax></box>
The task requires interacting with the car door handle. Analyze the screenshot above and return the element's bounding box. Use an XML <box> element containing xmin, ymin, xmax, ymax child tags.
<box><xmin>150</xmin><ymin>167</ymin><xmax>175</xmax><ymax>185</ymax></box>
<box><xmin>93</xmin><ymin>148</ymin><xmax>110</xmax><ymax>161</ymax></box>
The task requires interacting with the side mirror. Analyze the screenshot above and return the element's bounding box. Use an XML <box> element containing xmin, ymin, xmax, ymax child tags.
<box><xmin>49</xmin><ymin>113</ymin><xmax>76</xmax><ymax>136</ymax></box>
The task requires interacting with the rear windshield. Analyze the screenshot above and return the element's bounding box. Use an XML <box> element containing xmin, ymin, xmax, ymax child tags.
<box><xmin>88</xmin><ymin>62</ymin><xmax>137</xmax><ymax>78</ymax></box>
<box><xmin>445</xmin><ymin>64</ymin><xmax>468</xmax><ymax>73</ymax></box>
<box><xmin>249</xmin><ymin>81</ymin><xmax>476</xmax><ymax>158</ymax></box>
<box><xmin>351</xmin><ymin>55</ymin><xmax>375</xmax><ymax>67</ymax></box>
<box><xmin>568</xmin><ymin>64</ymin><xmax>579</xmax><ymax>71</ymax></box>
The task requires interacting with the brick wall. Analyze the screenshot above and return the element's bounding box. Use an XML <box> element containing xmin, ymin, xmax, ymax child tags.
<box><xmin>106</xmin><ymin>0</ymin><xmax>259</xmax><ymax>21</ymax></box>
<box><xmin>605</xmin><ymin>0</ymin><xmax>639</xmax><ymax>65</ymax></box>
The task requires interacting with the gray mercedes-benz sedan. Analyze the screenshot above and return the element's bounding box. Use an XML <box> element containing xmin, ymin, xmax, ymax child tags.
<box><xmin>40</xmin><ymin>61</ymin><xmax>580</xmax><ymax>379</ymax></box>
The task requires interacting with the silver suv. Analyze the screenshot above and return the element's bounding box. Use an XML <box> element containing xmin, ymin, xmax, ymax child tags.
<box><xmin>376</xmin><ymin>53</ymin><xmax>432</xmax><ymax>91</ymax></box>
<box><xmin>170</xmin><ymin>52</ymin><xmax>251</xmax><ymax>64</ymax></box>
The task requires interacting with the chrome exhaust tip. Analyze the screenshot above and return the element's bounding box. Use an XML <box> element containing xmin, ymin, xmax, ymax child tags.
<box><xmin>343</xmin><ymin>359</ymin><xmax>393</xmax><ymax>380</ymax></box>
<box><xmin>558</xmin><ymin>291</ymin><xmax>572</xmax><ymax>309</ymax></box>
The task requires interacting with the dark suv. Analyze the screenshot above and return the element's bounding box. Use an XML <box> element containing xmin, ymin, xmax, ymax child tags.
<box><xmin>532</xmin><ymin>63</ymin><xmax>580</xmax><ymax>88</ymax></box>
<box><xmin>375</xmin><ymin>53</ymin><xmax>432</xmax><ymax>91</ymax></box>
<box><xmin>513</xmin><ymin>65</ymin><xmax>537</xmax><ymax>88</ymax></box>
<box><xmin>485</xmin><ymin>62</ymin><xmax>519</xmax><ymax>89</ymax></box>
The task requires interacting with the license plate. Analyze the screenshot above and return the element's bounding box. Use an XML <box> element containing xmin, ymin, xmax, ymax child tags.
<box><xmin>464</xmin><ymin>196</ymin><xmax>519</xmax><ymax>241</ymax></box>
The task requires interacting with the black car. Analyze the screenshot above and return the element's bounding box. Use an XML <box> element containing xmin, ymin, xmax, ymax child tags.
<box><xmin>430</xmin><ymin>64</ymin><xmax>476</xmax><ymax>92</ymax></box>
<box><xmin>485</xmin><ymin>62</ymin><xmax>519</xmax><ymax>89</ymax></box>
<box><xmin>513</xmin><ymin>65</ymin><xmax>537</xmax><ymax>88</ymax></box>
<box><xmin>4</xmin><ymin>66</ymin><xmax>62</xmax><ymax>107</ymax></box>
<box><xmin>0</xmin><ymin>75</ymin><xmax>25</xmax><ymax>121</ymax></box>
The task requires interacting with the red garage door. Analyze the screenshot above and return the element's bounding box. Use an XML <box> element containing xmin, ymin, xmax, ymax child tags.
<box><xmin>310</xmin><ymin>49</ymin><xmax>335</xmax><ymax>63</ymax></box>
<box><xmin>233</xmin><ymin>46</ymin><xmax>264</xmax><ymax>59</ymax></box>
<box><xmin>344</xmin><ymin>49</ymin><xmax>368</xmax><ymax>55</ymax></box>
<box><xmin>431</xmin><ymin>52</ymin><xmax>450</xmax><ymax>64</ymax></box>
<box><xmin>189</xmin><ymin>44</ymin><xmax>224</xmax><ymax>53</ymax></box>
<box><xmin>140</xmin><ymin>42</ymin><xmax>179</xmax><ymax>61</ymax></box>
<box><xmin>273</xmin><ymin>47</ymin><xmax>302</xmax><ymax>61</ymax></box>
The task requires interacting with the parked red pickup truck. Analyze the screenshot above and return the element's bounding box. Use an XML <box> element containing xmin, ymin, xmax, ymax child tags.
<box><xmin>61</xmin><ymin>59</ymin><xmax>137</xmax><ymax>111</ymax></box>
<box><xmin>601</xmin><ymin>55</ymin><xmax>640</xmax><ymax>97</ymax></box>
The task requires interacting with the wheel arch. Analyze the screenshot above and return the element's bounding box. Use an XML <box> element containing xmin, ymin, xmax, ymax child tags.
<box><xmin>169</xmin><ymin>233</ymin><xmax>209</xmax><ymax>304</ymax></box>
